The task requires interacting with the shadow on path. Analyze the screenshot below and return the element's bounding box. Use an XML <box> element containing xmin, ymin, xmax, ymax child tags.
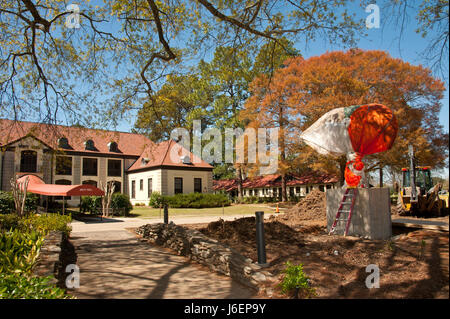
<box><xmin>146</xmin><ymin>263</ymin><xmax>191</xmax><ymax>298</ymax></box>
<box><xmin>70</xmin><ymin>230</ymin><xmax>256</xmax><ymax>299</ymax></box>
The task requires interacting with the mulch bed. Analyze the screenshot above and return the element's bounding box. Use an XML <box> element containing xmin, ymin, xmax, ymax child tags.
<box><xmin>184</xmin><ymin>212</ymin><xmax>449</xmax><ymax>298</ymax></box>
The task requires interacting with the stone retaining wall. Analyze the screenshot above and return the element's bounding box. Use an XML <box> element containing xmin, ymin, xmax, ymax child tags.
<box><xmin>136</xmin><ymin>222</ymin><xmax>276</xmax><ymax>292</ymax></box>
<box><xmin>33</xmin><ymin>231</ymin><xmax>64</xmax><ymax>285</ymax></box>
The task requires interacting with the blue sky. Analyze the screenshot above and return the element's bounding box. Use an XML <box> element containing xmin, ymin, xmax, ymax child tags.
<box><xmin>290</xmin><ymin>2</ymin><xmax>448</xmax><ymax>179</ymax></box>
<box><xmin>293</xmin><ymin>3</ymin><xmax>449</xmax><ymax>134</ymax></box>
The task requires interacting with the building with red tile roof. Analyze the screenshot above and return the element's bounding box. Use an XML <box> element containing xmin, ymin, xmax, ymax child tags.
<box><xmin>0</xmin><ymin>119</ymin><xmax>213</xmax><ymax>206</ymax></box>
<box><xmin>213</xmin><ymin>172</ymin><xmax>339</xmax><ymax>199</ymax></box>
<box><xmin>0</xmin><ymin>119</ymin><xmax>153</xmax><ymax>156</ymax></box>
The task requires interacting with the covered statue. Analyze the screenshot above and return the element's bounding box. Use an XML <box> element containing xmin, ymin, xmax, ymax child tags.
<box><xmin>300</xmin><ymin>103</ymin><xmax>398</xmax><ymax>187</ymax></box>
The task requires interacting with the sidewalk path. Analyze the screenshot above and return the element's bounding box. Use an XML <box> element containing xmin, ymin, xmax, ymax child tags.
<box><xmin>70</xmin><ymin>212</ymin><xmax>277</xmax><ymax>233</ymax></box>
<box><xmin>69</xmin><ymin>215</ymin><xmax>263</xmax><ymax>299</ymax></box>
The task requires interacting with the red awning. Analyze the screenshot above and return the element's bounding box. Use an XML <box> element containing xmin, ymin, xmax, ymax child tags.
<box><xmin>17</xmin><ymin>175</ymin><xmax>105</xmax><ymax>197</ymax></box>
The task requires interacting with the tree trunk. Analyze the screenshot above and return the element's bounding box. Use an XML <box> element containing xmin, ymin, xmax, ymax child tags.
<box><xmin>391</xmin><ymin>167</ymin><xmax>399</xmax><ymax>192</ymax></box>
<box><xmin>379</xmin><ymin>166</ymin><xmax>383</xmax><ymax>187</ymax></box>
<box><xmin>278</xmin><ymin>105</ymin><xmax>288</xmax><ymax>202</ymax></box>
<box><xmin>339</xmin><ymin>156</ymin><xmax>347</xmax><ymax>186</ymax></box>
<box><xmin>236</xmin><ymin>166</ymin><xmax>243</xmax><ymax>199</ymax></box>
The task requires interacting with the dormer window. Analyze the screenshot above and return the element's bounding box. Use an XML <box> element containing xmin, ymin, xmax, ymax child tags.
<box><xmin>84</xmin><ymin>139</ymin><xmax>95</xmax><ymax>151</ymax></box>
<box><xmin>58</xmin><ymin>137</ymin><xmax>69</xmax><ymax>149</ymax></box>
<box><xmin>141</xmin><ymin>157</ymin><xmax>150</xmax><ymax>166</ymax></box>
<box><xmin>181</xmin><ymin>155</ymin><xmax>191</xmax><ymax>164</ymax></box>
<box><xmin>108</xmin><ymin>141</ymin><xmax>118</xmax><ymax>152</ymax></box>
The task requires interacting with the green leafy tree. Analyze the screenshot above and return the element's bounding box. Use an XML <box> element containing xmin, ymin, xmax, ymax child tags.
<box><xmin>252</xmin><ymin>37</ymin><xmax>301</xmax><ymax>77</ymax></box>
<box><xmin>1</xmin><ymin>0</ymin><xmax>364</xmax><ymax>126</ymax></box>
<box><xmin>134</xmin><ymin>73</ymin><xmax>213</xmax><ymax>141</ymax></box>
<box><xmin>198</xmin><ymin>46</ymin><xmax>255</xmax><ymax>198</ymax></box>
<box><xmin>199</xmin><ymin>46</ymin><xmax>254</xmax><ymax>130</ymax></box>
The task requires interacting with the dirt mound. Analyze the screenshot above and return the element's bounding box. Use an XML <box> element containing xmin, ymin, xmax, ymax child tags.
<box><xmin>276</xmin><ymin>189</ymin><xmax>327</xmax><ymax>224</ymax></box>
<box><xmin>197</xmin><ymin>217</ymin><xmax>304</xmax><ymax>264</ymax></box>
<box><xmin>199</xmin><ymin>217</ymin><xmax>300</xmax><ymax>246</ymax></box>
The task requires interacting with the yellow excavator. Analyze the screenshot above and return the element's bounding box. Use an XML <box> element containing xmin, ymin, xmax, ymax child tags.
<box><xmin>397</xmin><ymin>145</ymin><xmax>448</xmax><ymax>216</ymax></box>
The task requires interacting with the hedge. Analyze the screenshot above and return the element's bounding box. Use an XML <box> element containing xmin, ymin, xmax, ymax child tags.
<box><xmin>80</xmin><ymin>193</ymin><xmax>132</xmax><ymax>216</ymax></box>
<box><xmin>152</xmin><ymin>193</ymin><xmax>231</xmax><ymax>208</ymax></box>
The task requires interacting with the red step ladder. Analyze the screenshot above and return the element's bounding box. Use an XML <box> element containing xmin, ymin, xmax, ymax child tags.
<box><xmin>329</xmin><ymin>188</ymin><xmax>358</xmax><ymax>236</ymax></box>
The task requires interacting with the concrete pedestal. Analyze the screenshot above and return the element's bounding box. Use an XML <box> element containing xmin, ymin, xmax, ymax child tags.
<box><xmin>326</xmin><ymin>188</ymin><xmax>392</xmax><ymax>240</ymax></box>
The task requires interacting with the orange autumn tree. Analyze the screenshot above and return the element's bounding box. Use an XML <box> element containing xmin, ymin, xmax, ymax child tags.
<box><xmin>242</xmin><ymin>49</ymin><xmax>448</xmax><ymax>187</ymax></box>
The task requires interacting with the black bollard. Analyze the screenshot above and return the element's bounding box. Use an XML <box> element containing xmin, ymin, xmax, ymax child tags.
<box><xmin>164</xmin><ymin>204</ymin><xmax>169</xmax><ymax>224</ymax></box>
<box><xmin>255</xmin><ymin>211</ymin><xmax>268</xmax><ymax>266</ymax></box>
<box><xmin>292</xmin><ymin>286</ymin><xmax>300</xmax><ymax>299</ymax></box>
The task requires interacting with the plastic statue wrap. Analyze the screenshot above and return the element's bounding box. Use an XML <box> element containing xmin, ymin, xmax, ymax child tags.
<box><xmin>301</xmin><ymin>103</ymin><xmax>398</xmax><ymax>187</ymax></box>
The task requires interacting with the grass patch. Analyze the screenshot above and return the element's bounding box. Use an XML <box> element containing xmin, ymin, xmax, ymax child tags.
<box><xmin>130</xmin><ymin>204</ymin><xmax>275</xmax><ymax>219</ymax></box>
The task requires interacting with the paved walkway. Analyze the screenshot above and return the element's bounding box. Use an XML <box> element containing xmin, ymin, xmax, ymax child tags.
<box><xmin>392</xmin><ymin>218</ymin><xmax>449</xmax><ymax>232</ymax></box>
<box><xmin>70</xmin><ymin>213</ymin><xmax>277</xmax><ymax>233</ymax></box>
<box><xmin>69</xmin><ymin>215</ymin><xmax>262</xmax><ymax>299</ymax></box>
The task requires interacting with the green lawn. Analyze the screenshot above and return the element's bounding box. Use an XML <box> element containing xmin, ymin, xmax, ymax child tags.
<box><xmin>130</xmin><ymin>204</ymin><xmax>276</xmax><ymax>219</ymax></box>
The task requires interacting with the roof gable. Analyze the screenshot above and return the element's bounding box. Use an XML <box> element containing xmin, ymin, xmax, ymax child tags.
<box><xmin>127</xmin><ymin>139</ymin><xmax>213</xmax><ymax>172</ymax></box>
<box><xmin>5</xmin><ymin>134</ymin><xmax>54</xmax><ymax>150</ymax></box>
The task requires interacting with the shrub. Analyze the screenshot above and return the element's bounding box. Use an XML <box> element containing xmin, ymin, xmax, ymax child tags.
<box><xmin>81</xmin><ymin>194</ymin><xmax>132</xmax><ymax>216</ymax></box>
<box><xmin>164</xmin><ymin>193</ymin><xmax>231</xmax><ymax>208</ymax></box>
<box><xmin>21</xmin><ymin>214</ymin><xmax>72</xmax><ymax>236</ymax></box>
<box><xmin>0</xmin><ymin>214</ymin><xmax>73</xmax><ymax>299</ymax></box>
<box><xmin>279</xmin><ymin>262</ymin><xmax>315</xmax><ymax>298</ymax></box>
<box><xmin>0</xmin><ymin>191</ymin><xmax>39</xmax><ymax>214</ymax></box>
<box><xmin>265</xmin><ymin>197</ymin><xmax>276</xmax><ymax>203</ymax></box>
<box><xmin>0</xmin><ymin>213</ymin><xmax>72</xmax><ymax>235</ymax></box>
<box><xmin>80</xmin><ymin>196</ymin><xmax>101</xmax><ymax>214</ymax></box>
<box><xmin>0</xmin><ymin>191</ymin><xmax>14</xmax><ymax>214</ymax></box>
<box><xmin>0</xmin><ymin>273</ymin><xmax>71</xmax><ymax>299</ymax></box>
<box><xmin>0</xmin><ymin>229</ymin><xmax>44</xmax><ymax>274</ymax></box>
<box><xmin>149</xmin><ymin>191</ymin><xmax>165</xmax><ymax>208</ymax></box>
<box><xmin>243</xmin><ymin>196</ymin><xmax>258</xmax><ymax>204</ymax></box>
<box><xmin>111</xmin><ymin>193</ymin><xmax>133</xmax><ymax>215</ymax></box>
<box><xmin>25</xmin><ymin>193</ymin><xmax>39</xmax><ymax>212</ymax></box>
<box><xmin>42</xmin><ymin>199</ymin><xmax>63</xmax><ymax>212</ymax></box>
<box><xmin>0</xmin><ymin>214</ymin><xmax>21</xmax><ymax>230</ymax></box>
